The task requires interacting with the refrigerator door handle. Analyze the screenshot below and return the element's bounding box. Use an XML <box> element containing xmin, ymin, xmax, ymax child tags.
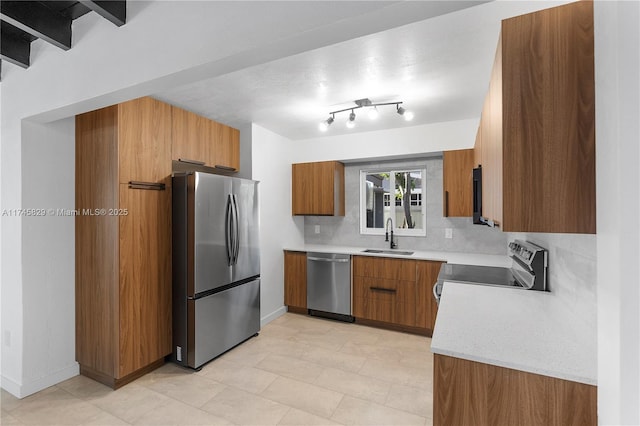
<box><xmin>232</xmin><ymin>194</ymin><xmax>240</xmax><ymax>265</ymax></box>
<box><xmin>225</xmin><ymin>194</ymin><xmax>234</xmax><ymax>266</ymax></box>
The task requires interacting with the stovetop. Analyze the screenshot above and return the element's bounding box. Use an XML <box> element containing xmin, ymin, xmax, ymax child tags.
<box><xmin>437</xmin><ymin>264</ymin><xmax>523</xmax><ymax>288</ymax></box>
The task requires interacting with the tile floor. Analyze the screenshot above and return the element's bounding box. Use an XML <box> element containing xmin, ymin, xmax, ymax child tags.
<box><xmin>1</xmin><ymin>313</ymin><xmax>434</xmax><ymax>425</ymax></box>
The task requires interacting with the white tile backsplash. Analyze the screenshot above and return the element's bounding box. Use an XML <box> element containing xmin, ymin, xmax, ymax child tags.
<box><xmin>303</xmin><ymin>157</ymin><xmax>508</xmax><ymax>254</ymax></box>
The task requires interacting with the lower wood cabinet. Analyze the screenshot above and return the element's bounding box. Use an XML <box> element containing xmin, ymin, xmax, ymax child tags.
<box><xmin>284</xmin><ymin>251</ymin><xmax>307</xmax><ymax>312</ymax></box>
<box><xmin>434</xmin><ymin>354</ymin><xmax>597</xmax><ymax>426</ymax></box>
<box><xmin>416</xmin><ymin>260</ymin><xmax>443</xmax><ymax>333</ymax></box>
<box><xmin>352</xmin><ymin>256</ymin><xmax>442</xmax><ymax>335</ymax></box>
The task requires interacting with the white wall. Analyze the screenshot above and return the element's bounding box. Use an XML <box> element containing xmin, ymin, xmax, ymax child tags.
<box><xmin>290</xmin><ymin>118</ymin><xmax>479</xmax><ymax>163</ymax></box>
<box><xmin>19</xmin><ymin>119</ymin><xmax>78</xmax><ymax>396</ymax></box>
<box><xmin>250</xmin><ymin>124</ymin><xmax>304</xmax><ymax>325</ymax></box>
<box><xmin>594</xmin><ymin>1</ymin><xmax>640</xmax><ymax>424</ymax></box>
<box><xmin>1</xmin><ymin>1</ymin><xmax>466</xmax><ymax>398</ymax></box>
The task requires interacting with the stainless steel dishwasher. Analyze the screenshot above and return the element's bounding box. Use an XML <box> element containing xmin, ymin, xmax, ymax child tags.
<box><xmin>306</xmin><ymin>252</ymin><xmax>353</xmax><ymax>322</ymax></box>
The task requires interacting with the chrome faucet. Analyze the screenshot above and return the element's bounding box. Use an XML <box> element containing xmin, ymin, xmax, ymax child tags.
<box><xmin>385</xmin><ymin>218</ymin><xmax>397</xmax><ymax>249</ymax></box>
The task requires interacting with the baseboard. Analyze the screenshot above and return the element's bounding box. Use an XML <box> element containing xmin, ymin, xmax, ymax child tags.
<box><xmin>261</xmin><ymin>305</ymin><xmax>287</xmax><ymax>327</ymax></box>
<box><xmin>0</xmin><ymin>374</ymin><xmax>22</xmax><ymax>397</ymax></box>
<box><xmin>2</xmin><ymin>363</ymin><xmax>79</xmax><ymax>398</ymax></box>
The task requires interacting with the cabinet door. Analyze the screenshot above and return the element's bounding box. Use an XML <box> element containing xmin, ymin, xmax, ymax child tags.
<box><xmin>416</xmin><ymin>261</ymin><xmax>443</xmax><ymax>333</ymax></box>
<box><xmin>171</xmin><ymin>106</ymin><xmax>210</xmax><ymax>166</ymax></box>
<box><xmin>480</xmin><ymin>33</ymin><xmax>503</xmax><ymax>226</ymax></box>
<box><xmin>292</xmin><ymin>161</ymin><xmax>344</xmax><ymax>216</ymax></box>
<box><xmin>118</xmin><ymin>97</ymin><xmax>172</xmax><ymax>184</ymax></box>
<box><xmin>443</xmin><ymin>149</ymin><xmax>474</xmax><ymax>217</ymax></box>
<box><xmin>210</xmin><ymin>122</ymin><xmax>240</xmax><ymax>172</ymax></box>
<box><xmin>118</xmin><ymin>183</ymin><xmax>172</xmax><ymax>378</ymax></box>
<box><xmin>502</xmin><ymin>1</ymin><xmax>595</xmax><ymax>233</ymax></box>
<box><xmin>474</xmin><ymin>124</ymin><xmax>482</xmax><ymax>168</ymax></box>
<box><xmin>75</xmin><ymin>107</ymin><xmax>120</xmax><ymax>377</ymax></box>
<box><xmin>284</xmin><ymin>251</ymin><xmax>307</xmax><ymax>309</ymax></box>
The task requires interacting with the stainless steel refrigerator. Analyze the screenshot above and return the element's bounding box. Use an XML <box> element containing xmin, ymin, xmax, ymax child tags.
<box><xmin>172</xmin><ymin>171</ymin><xmax>260</xmax><ymax>369</ymax></box>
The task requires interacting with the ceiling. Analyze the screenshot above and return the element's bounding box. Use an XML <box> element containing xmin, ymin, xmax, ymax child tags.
<box><xmin>154</xmin><ymin>1</ymin><xmax>566</xmax><ymax>141</ymax></box>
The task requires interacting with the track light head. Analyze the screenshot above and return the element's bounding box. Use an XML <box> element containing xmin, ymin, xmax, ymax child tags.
<box><xmin>346</xmin><ymin>110</ymin><xmax>356</xmax><ymax>128</ymax></box>
<box><xmin>318</xmin><ymin>115</ymin><xmax>334</xmax><ymax>132</ymax></box>
<box><xmin>396</xmin><ymin>105</ymin><xmax>414</xmax><ymax>121</ymax></box>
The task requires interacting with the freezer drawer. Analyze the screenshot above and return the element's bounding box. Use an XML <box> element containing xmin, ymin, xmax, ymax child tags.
<box><xmin>184</xmin><ymin>279</ymin><xmax>260</xmax><ymax>369</ymax></box>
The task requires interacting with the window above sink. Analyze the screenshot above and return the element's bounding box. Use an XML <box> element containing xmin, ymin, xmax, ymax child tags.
<box><xmin>359</xmin><ymin>167</ymin><xmax>427</xmax><ymax>237</ymax></box>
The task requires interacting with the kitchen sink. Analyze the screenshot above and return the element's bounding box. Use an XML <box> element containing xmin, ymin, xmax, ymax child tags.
<box><xmin>362</xmin><ymin>249</ymin><xmax>414</xmax><ymax>256</ymax></box>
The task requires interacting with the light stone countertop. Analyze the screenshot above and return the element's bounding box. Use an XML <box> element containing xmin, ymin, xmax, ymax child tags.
<box><xmin>431</xmin><ymin>282</ymin><xmax>597</xmax><ymax>385</ymax></box>
<box><xmin>283</xmin><ymin>244</ymin><xmax>512</xmax><ymax>267</ymax></box>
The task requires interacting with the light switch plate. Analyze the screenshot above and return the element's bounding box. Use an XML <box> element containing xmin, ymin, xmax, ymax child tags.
<box><xmin>314</xmin><ymin>225</ymin><xmax>320</xmax><ymax>234</ymax></box>
<box><xmin>445</xmin><ymin>228</ymin><xmax>453</xmax><ymax>239</ymax></box>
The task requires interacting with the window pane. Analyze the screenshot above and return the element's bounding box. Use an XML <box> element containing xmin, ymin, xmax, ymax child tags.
<box><xmin>364</xmin><ymin>173</ymin><xmax>390</xmax><ymax>229</ymax></box>
<box><xmin>393</xmin><ymin>170</ymin><xmax>423</xmax><ymax>230</ymax></box>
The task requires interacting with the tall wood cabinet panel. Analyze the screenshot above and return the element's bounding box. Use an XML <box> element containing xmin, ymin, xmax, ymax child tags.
<box><xmin>76</xmin><ymin>106</ymin><xmax>120</xmax><ymax>378</ymax></box>
<box><xmin>434</xmin><ymin>354</ymin><xmax>596</xmax><ymax>426</ymax></box>
<box><xmin>477</xmin><ymin>1</ymin><xmax>595</xmax><ymax>233</ymax></box>
<box><xmin>118</xmin><ymin>184</ymin><xmax>172</xmax><ymax>377</ymax></box>
<box><xmin>292</xmin><ymin>161</ymin><xmax>345</xmax><ymax>216</ymax></box>
<box><xmin>76</xmin><ymin>97</ymin><xmax>172</xmax><ymax>388</ymax></box>
<box><xmin>501</xmin><ymin>0</ymin><xmax>595</xmax><ymax>233</ymax></box>
<box><xmin>284</xmin><ymin>251</ymin><xmax>307</xmax><ymax>311</ymax></box>
<box><xmin>443</xmin><ymin>149</ymin><xmax>474</xmax><ymax>217</ymax></box>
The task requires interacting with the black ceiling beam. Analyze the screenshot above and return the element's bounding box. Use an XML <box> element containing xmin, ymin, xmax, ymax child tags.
<box><xmin>80</xmin><ymin>1</ymin><xmax>126</xmax><ymax>26</ymax></box>
<box><xmin>0</xmin><ymin>1</ymin><xmax>72</xmax><ymax>50</ymax></box>
<box><xmin>0</xmin><ymin>22</ymin><xmax>30</xmax><ymax>68</ymax></box>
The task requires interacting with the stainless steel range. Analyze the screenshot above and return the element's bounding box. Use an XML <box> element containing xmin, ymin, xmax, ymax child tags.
<box><xmin>434</xmin><ymin>240</ymin><xmax>548</xmax><ymax>304</ymax></box>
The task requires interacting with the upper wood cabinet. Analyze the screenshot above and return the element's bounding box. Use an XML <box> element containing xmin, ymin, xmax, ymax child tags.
<box><xmin>477</xmin><ymin>1</ymin><xmax>595</xmax><ymax>233</ymax></box>
<box><xmin>171</xmin><ymin>106</ymin><xmax>240</xmax><ymax>172</ymax></box>
<box><xmin>117</xmin><ymin>97</ymin><xmax>173</xmax><ymax>184</ymax></box>
<box><xmin>443</xmin><ymin>149</ymin><xmax>474</xmax><ymax>217</ymax></box>
<box><xmin>284</xmin><ymin>251</ymin><xmax>307</xmax><ymax>311</ymax></box>
<box><xmin>171</xmin><ymin>106</ymin><xmax>210</xmax><ymax>166</ymax></box>
<box><xmin>211</xmin><ymin>122</ymin><xmax>240</xmax><ymax>172</ymax></box>
<box><xmin>292</xmin><ymin>161</ymin><xmax>345</xmax><ymax>216</ymax></box>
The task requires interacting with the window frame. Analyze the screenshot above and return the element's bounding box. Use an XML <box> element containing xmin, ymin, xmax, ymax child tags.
<box><xmin>359</xmin><ymin>167</ymin><xmax>427</xmax><ymax>237</ymax></box>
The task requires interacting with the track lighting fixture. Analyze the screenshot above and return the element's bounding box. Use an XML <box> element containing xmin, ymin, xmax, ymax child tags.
<box><xmin>319</xmin><ymin>98</ymin><xmax>414</xmax><ymax>132</ymax></box>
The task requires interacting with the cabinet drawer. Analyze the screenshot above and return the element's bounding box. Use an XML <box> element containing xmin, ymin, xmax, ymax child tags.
<box><xmin>353</xmin><ymin>256</ymin><xmax>416</xmax><ymax>281</ymax></box>
<box><xmin>353</xmin><ymin>297</ymin><xmax>416</xmax><ymax>327</ymax></box>
<box><xmin>353</xmin><ymin>276</ymin><xmax>415</xmax><ymax>302</ymax></box>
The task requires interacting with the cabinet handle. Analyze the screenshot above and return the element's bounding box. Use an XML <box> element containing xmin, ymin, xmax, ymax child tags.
<box><xmin>178</xmin><ymin>158</ymin><xmax>206</xmax><ymax>166</ymax></box>
<box><xmin>128</xmin><ymin>181</ymin><xmax>166</xmax><ymax>191</ymax></box>
<box><xmin>444</xmin><ymin>190</ymin><xmax>449</xmax><ymax>217</ymax></box>
<box><xmin>370</xmin><ymin>286</ymin><xmax>396</xmax><ymax>294</ymax></box>
<box><xmin>214</xmin><ymin>164</ymin><xmax>237</xmax><ymax>172</ymax></box>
